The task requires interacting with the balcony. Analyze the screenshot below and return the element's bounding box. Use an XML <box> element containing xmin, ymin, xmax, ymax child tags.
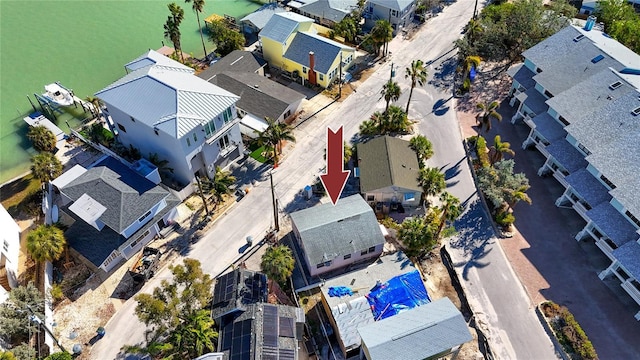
<box><xmin>595</xmin><ymin>239</ymin><xmax>616</xmax><ymax>261</ymax></box>
<box><xmin>205</xmin><ymin>117</ymin><xmax>240</xmax><ymax>145</ymax></box>
<box><xmin>621</xmin><ymin>280</ymin><xmax>640</xmax><ymax>306</ymax></box>
<box><xmin>572</xmin><ymin>201</ymin><xmax>590</xmax><ymax>221</ymax></box>
<box><xmin>552</xmin><ymin>170</ymin><xmax>569</xmax><ymax>188</ymax></box>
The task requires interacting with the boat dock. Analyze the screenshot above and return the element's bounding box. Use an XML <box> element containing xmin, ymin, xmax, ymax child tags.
<box><xmin>23</xmin><ymin>112</ymin><xmax>67</xmax><ymax>149</ymax></box>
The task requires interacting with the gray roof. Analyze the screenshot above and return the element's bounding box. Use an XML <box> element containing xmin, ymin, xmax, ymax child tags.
<box><xmin>218</xmin><ymin>303</ymin><xmax>304</xmax><ymax>360</ymax></box>
<box><xmin>586</xmin><ymin>202</ymin><xmax>638</xmax><ymax>247</ymax></box>
<box><xmin>289</xmin><ymin>194</ymin><xmax>385</xmax><ymax>266</ymax></box>
<box><xmin>613</xmin><ymin>241</ymin><xmax>640</xmax><ymax>281</ymax></box>
<box><xmin>259</xmin><ymin>12</ymin><xmax>314</xmax><ymax>44</ymax></box>
<box><xmin>125</xmin><ymin>49</ymin><xmax>193</xmax><ymax>72</ymax></box>
<box><xmin>358</xmin><ymin>297</ymin><xmax>472</xmax><ymax>360</ymax></box>
<box><xmin>506</xmin><ymin>63</ymin><xmax>536</xmax><ymax>91</ymax></box>
<box><xmin>321</xmin><ymin>252</ymin><xmax>418</xmax><ymax>352</ymax></box>
<box><xmin>60</xmin><ymin>156</ymin><xmax>169</xmax><ymax>234</ymax></box>
<box><xmin>531</xmin><ymin>112</ymin><xmax>566</xmax><ymax>142</ymax></box>
<box><xmin>96</xmin><ymin>50</ymin><xmax>239</xmax><ymax>138</ymax></box>
<box><xmin>283</xmin><ymin>32</ymin><xmax>352</xmax><ymax>74</ymax></box>
<box><xmin>197</xmin><ymin>51</ymin><xmax>267</xmax><ymax>80</ymax></box>
<box><xmin>240</xmin><ymin>3</ymin><xmax>286</xmax><ymax>30</ymax></box>
<box><xmin>545</xmin><ymin>141</ymin><xmax>587</xmax><ymax>173</ymax></box>
<box><xmin>206</xmin><ymin>72</ymin><xmax>305</xmax><ymax>121</ymax></box>
<box><xmin>547</xmin><ymin>68</ymin><xmax>635</xmax><ymax>124</ymax></box>
<box><xmin>368</xmin><ymin>0</ymin><xmax>415</xmax><ymax>11</ymax></box>
<box><xmin>357</xmin><ymin>136</ymin><xmax>421</xmax><ymax>193</ymax></box>
<box><xmin>298</xmin><ymin>0</ymin><xmax>358</xmax><ymax>23</ymax></box>
<box><xmin>516</xmin><ymin>87</ymin><xmax>548</xmax><ymax>116</ymax></box>
<box><xmin>565</xmin><ymin>168</ymin><xmax>611</xmax><ymax>207</ymax></box>
<box><xmin>211</xmin><ymin>268</ymin><xmax>268</xmax><ymax>320</ymax></box>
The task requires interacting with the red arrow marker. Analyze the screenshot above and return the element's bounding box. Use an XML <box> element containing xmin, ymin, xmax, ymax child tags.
<box><xmin>320</xmin><ymin>126</ymin><xmax>351</xmax><ymax>205</ymax></box>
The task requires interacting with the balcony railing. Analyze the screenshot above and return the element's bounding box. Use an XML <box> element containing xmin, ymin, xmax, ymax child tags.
<box><xmin>595</xmin><ymin>239</ymin><xmax>616</xmax><ymax>260</ymax></box>
<box><xmin>621</xmin><ymin>280</ymin><xmax>640</xmax><ymax>305</ymax></box>
<box><xmin>552</xmin><ymin>170</ymin><xmax>569</xmax><ymax>188</ymax></box>
<box><xmin>572</xmin><ymin>201</ymin><xmax>590</xmax><ymax>221</ymax></box>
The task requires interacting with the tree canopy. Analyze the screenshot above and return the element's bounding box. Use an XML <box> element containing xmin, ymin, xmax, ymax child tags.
<box><xmin>0</xmin><ymin>283</ymin><xmax>44</xmax><ymax>346</ymax></box>
<box><xmin>261</xmin><ymin>245</ymin><xmax>295</xmax><ymax>285</ymax></box>
<box><xmin>27</xmin><ymin>126</ymin><xmax>56</xmax><ymax>152</ymax></box>
<box><xmin>207</xmin><ymin>20</ymin><xmax>245</xmax><ymax>57</ymax></box>
<box><xmin>594</xmin><ymin>0</ymin><xmax>640</xmax><ymax>53</ymax></box>
<box><xmin>398</xmin><ymin>209</ymin><xmax>441</xmax><ymax>256</ymax></box>
<box><xmin>477</xmin><ymin>159</ymin><xmax>531</xmax><ymax>209</ymax></box>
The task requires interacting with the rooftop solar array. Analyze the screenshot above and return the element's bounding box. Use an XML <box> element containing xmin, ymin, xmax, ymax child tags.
<box><xmin>263</xmin><ymin>304</ymin><xmax>279</xmax><ymax>347</ymax></box>
<box><xmin>213</xmin><ymin>271</ymin><xmax>237</xmax><ymax>305</ymax></box>
<box><xmin>279</xmin><ymin>316</ymin><xmax>295</xmax><ymax>338</ymax></box>
<box><xmin>229</xmin><ymin>319</ymin><xmax>252</xmax><ymax>360</ymax></box>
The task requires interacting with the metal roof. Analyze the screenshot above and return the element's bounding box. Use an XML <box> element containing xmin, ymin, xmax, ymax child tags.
<box><xmin>356</xmin><ymin>136</ymin><xmax>422</xmax><ymax>193</ymax></box>
<box><xmin>283</xmin><ymin>32</ymin><xmax>353</xmax><ymax>74</ymax></box>
<box><xmin>96</xmin><ymin>50</ymin><xmax>239</xmax><ymax>138</ymax></box>
<box><xmin>289</xmin><ymin>194</ymin><xmax>385</xmax><ymax>266</ymax></box>
<box><xmin>240</xmin><ymin>3</ymin><xmax>286</xmax><ymax>30</ymax></box>
<box><xmin>368</xmin><ymin>0</ymin><xmax>415</xmax><ymax>11</ymax></box>
<box><xmin>259</xmin><ymin>12</ymin><xmax>314</xmax><ymax>44</ymax></box>
<box><xmin>125</xmin><ymin>49</ymin><xmax>193</xmax><ymax>73</ymax></box>
<box><xmin>358</xmin><ymin>297</ymin><xmax>472</xmax><ymax>360</ymax></box>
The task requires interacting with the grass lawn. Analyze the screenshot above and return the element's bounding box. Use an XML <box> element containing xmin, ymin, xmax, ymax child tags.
<box><xmin>248</xmin><ymin>143</ymin><xmax>271</xmax><ymax>164</ymax></box>
<box><xmin>0</xmin><ymin>174</ymin><xmax>41</xmax><ymax>216</ymax></box>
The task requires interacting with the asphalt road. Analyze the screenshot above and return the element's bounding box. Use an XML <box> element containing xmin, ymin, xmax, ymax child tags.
<box><xmin>91</xmin><ymin>1</ymin><xmax>557</xmax><ymax>358</ymax></box>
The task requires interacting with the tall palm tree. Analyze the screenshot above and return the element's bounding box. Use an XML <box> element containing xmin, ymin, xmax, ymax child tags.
<box><xmin>476</xmin><ymin>101</ymin><xmax>503</xmax><ymax>133</ymax></box>
<box><xmin>418</xmin><ymin>167</ymin><xmax>445</xmax><ymax>199</ymax></box>
<box><xmin>370</xmin><ymin>20</ymin><xmax>392</xmax><ymax>57</ymax></box>
<box><xmin>174</xmin><ymin>309</ymin><xmax>217</xmax><ymax>358</ymax></box>
<box><xmin>201</xmin><ymin>166</ymin><xmax>236</xmax><ymax>208</ymax></box>
<box><xmin>489</xmin><ymin>135</ymin><xmax>514</xmax><ymax>165</ymax></box>
<box><xmin>164</xmin><ymin>3</ymin><xmax>185</xmax><ymax>63</ymax></box>
<box><xmin>506</xmin><ymin>185</ymin><xmax>532</xmax><ymax>210</ymax></box>
<box><xmin>405</xmin><ymin>59</ymin><xmax>428</xmax><ymax>113</ymax></box>
<box><xmin>257</xmin><ymin>117</ymin><xmax>296</xmax><ymax>166</ymax></box>
<box><xmin>27</xmin><ymin>125</ymin><xmax>57</xmax><ymax>152</ymax></box>
<box><xmin>31</xmin><ymin>152</ymin><xmax>62</xmax><ymax>184</ymax></box>
<box><xmin>410</xmin><ymin>135</ymin><xmax>434</xmax><ymax>166</ymax></box>
<box><xmin>370</xmin><ymin>111</ymin><xmax>385</xmax><ymax>128</ymax></box>
<box><xmin>381</xmin><ymin>80</ymin><xmax>401</xmax><ymax>113</ymax></box>
<box><xmin>185</xmin><ymin>0</ymin><xmax>208</xmax><ymax>58</ymax></box>
<box><xmin>466</xmin><ymin>19</ymin><xmax>483</xmax><ymax>42</ymax></box>
<box><xmin>437</xmin><ymin>192</ymin><xmax>462</xmax><ymax>239</ymax></box>
<box><xmin>358</xmin><ymin>119</ymin><xmax>378</xmax><ymax>137</ymax></box>
<box><xmin>26</xmin><ymin>225</ymin><xmax>66</xmax><ymax>283</ymax></box>
<box><xmin>261</xmin><ymin>245</ymin><xmax>295</xmax><ymax>285</ymax></box>
<box><xmin>385</xmin><ymin>105</ymin><xmax>412</xmax><ymax>134</ymax></box>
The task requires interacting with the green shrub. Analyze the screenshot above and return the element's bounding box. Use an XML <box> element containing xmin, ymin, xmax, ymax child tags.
<box><xmin>49</xmin><ymin>283</ymin><xmax>64</xmax><ymax>303</ymax></box>
<box><xmin>476</xmin><ymin>136</ymin><xmax>490</xmax><ymax>168</ymax></box>
<box><xmin>540</xmin><ymin>301</ymin><xmax>598</xmax><ymax>360</ymax></box>
<box><xmin>495</xmin><ymin>210</ymin><xmax>515</xmax><ymax>226</ymax></box>
<box><xmin>379</xmin><ymin>217</ymin><xmax>400</xmax><ymax>231</ymax></box>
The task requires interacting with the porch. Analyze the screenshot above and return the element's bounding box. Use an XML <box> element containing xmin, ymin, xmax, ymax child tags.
<box><xmin>599</xmin><ymin>241</ymin><xmax>640</xmax><ymax>320</ymax></box>
<box><xmin>510</xmin><ymin>88</ymin><xmax>549</xmax><ymax>124</ymax></box>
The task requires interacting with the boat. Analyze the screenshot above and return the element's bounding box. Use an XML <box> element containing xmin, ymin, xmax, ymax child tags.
<box><xmin>44</xmin><ymin>82</ymin><xmax>74</xmax><ymax>106</ymax></box>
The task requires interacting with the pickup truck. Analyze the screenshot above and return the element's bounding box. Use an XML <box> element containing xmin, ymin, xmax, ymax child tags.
<box><xmin>129</xmin><ymin>247</ymin><xmax>161</xmax><ymax>283</ymax></box>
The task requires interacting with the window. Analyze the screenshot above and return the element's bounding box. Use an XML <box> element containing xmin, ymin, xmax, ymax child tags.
<box><xmin>219</xmin><ymin>134</ymin><xmax>230</xmax><ymax>150</ymax></box>
<box><xmin>102</xmin><ymin>251</ymin><xmax>120</xmax><ymax>268</ymax></box>
<box><xmin>223</xmin><ymin>107</ymin><xmax>233</xmax><ymax>123</ymax></box>
<box><xmin>368</xmin><ymin>246</ymin><xmax>376</xmax><ymax>253</ymax></box>
<box><xmin>360</xmin><ymin>249</ymin><xmax>368</xmax><ymax>256</ymax></box>
<box><xmin>632</xmin><ymin>107</ymin><xmax>640</xmax><ymax>116</ymax></box>
<box><xmin>367</xmin><ymin>195</ymin><xmax>375</xmax><ymax>202</ymax></box>
<box><xmin>344</xmin><ymin>254</ymin><xmax>351</xmax><ymax>260</ymax></box>
<box><xmin>187</xmin><ymin>137</ymin><xmax>191</xmax><ymax>147</ymax></box>
<box><xmin>130</xmin><ymin>116</ymin><xmax>136</xmax><ymax>122</ymax></box>
<box><xmin>303</xmin><ymin>67</ymin><xmax>307</xmax><ymax>74</ymax></box>
<box><xmin>3</xmin><ymin>240</ymin><xmax>8</xmax><ymax>252</ymax></box>
<box><xmin>319</xmin><ymin>74</ymin><xmax>324</xmax><ymax>81</ymax></box>
<box><xmin>577</xmin><ymin>143</ymin><xmax>591</xmax><ymax>156</ymax></box>
<box><xmin>193</xmin><ymin>133</ymin><xmax>198</xmax><ymax>143</ymax></box>
<box><xmin>544</xmin><ymin>90</ymin><xmax>553</xmax><ymax>98</ymax></box>
<box><xmin>284</xmin><ymin>110</ymin><xmax>291</xmax><ymax>118</ymax></box>
<box><xmin>625</xmin><ymin>211</ymin><xmax>640</xmax><ymax>228</ymax></box>
<box><xmin>129</xmin><ymin>230</ymin><xmax>151</xmax><ymax>249</ymax></box>
<box><xmin>204</xmin><ymin>119</ymin><xmax>216</xmax><ymax>137</ymax></box>
<box><xmin>403</xmin><ymin>193</ymin><xmax>415</xmax><ymax>202</ymax></box>
<box><xmin>138</xmin><ymin>210</ymin><xmax>152</xmax><ymax>223</ymax></box>
<box><xmin>600</xmin><ymin>174</ymin><xmax>616</xmax><ymax>190</ymax></box>
<box><xmin>558</xmin><ymin>116</ymin><xmax>569</xmax><ymax>126</ymax></box>
<box><xmin>573</xmin><ymin>34</ymin><xmax>585</xmax><ymax>42</ymax></box>
<box><xmin>117</xmin><ymin>123</ymin><xmax>126</xmax><ymax>133</ymax></box>
<box><xmin>324</xmin><ymin>260</ymin><xmax>332</xmax><ymax>267</ymax></box>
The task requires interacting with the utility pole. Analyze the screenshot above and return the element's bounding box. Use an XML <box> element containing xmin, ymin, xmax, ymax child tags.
<box><xmin>473</xmin><ymin>0</ymin><xmax>478</xmax><ymax>20</ymax></box>
<box><xmin>270</xmin><ymin>171</ymin><xmax>279</xmax><ymax>232</ymax></box>
<box><xmin>194</xmin><ymin>175</ymin><xmax>211</xmax><ymax>216</ymax></box>
<box><xmin>389</xmin><ymin>62</ymin><xmax>395</xmax><ymax>82</ymax></box>
<box><xmin>339</xmin><ymin>52</ymin><xmax>343</xmax><ymax>99</ymax></box>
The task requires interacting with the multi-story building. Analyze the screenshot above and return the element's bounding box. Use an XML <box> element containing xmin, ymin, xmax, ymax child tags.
<box><xmin>508</xmin><ymin>22</ymin><xmax>640</xmax><ymax>319</ymax></box>
<box><xmin>363</xmin><ymin>0</ymin><xmax>416</xmax><ymax>35</ymax></box>
<box><xmin>96</xmin><ymin>50</ymin><xmax>244</xmax><ymax>187</ymax></box>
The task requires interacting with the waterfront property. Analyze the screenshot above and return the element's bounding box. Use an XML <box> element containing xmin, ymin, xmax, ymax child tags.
<box><xmin>363</xmin><ymin>0</ymin><xmax>416</xmax><ymax>35</ymax></box>
<box><xmin>259</xmin><ymin>12</ymin><xmax>355</xmax><ymax>88</ymax></box>
<box><xmin>51</xmin><ymin>155</ymin><xmax>179</xmax><ymax>273</ymax></box>
<box><xmin>240</xmin><ymin>2</ymin><xmax>286</xmax><ymax>37</ymax></box>
<box><xmin>289</xmin><ymin>194</ymin><xmax>385</xmax><ymax>277</ymax></box>
<box><xmin>356</xmin><ymin>136</ymin><xmax>422</xmax><ymax>209</ymax></box>
<box><xmin>198</xmin><ymin>50</ymin><xmax>267</xmax><ymax>78</ymax></box>
<box><xmin>0</xmin><ymin>205</ymin><xmax>20</xmax><ymax>301</ymax></box>
<box><xmin>289</xmin><ymin>0</ymin><xmax>359</xmax><ymax>28</ymax></box>
<box><xmin>508</xmin><ymin>23</ymin><xmax>640</xmax><ymax>319</ymax></box>
<box><xmin>95</xmin><ymin>50</ymin><xmax>244</xmax><ymax>187</ymax></box>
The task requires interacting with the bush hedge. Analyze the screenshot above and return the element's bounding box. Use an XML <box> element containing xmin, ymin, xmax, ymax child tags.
<box><xmin>476</xmin><ymin>136</ymin><xmax>490</xmax><ymax>168</ymax></box>
<box><xmin>540</xmin><ymin>301</ymin><xmax>598</xmax><ymax>360</ymax></box>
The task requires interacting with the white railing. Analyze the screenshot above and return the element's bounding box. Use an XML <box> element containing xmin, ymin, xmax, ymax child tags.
<box><xmin>553</xmin><ymin>171</ymin><xmax>569</xmax><ymax>188</ymax></box>
<box><xmin>573</xmin><ymin>202</ymin><xmax>590</xmax><ymax>221</ymax></box>
<box><xmin>621</xmin><ymin>280</ymin><xmax>640</xmax><ymax>305</ymax></box>
<box><xmin>534</xmin><ymin>142</ymin><xmax>550</xmax><ymax>158</ymax></box>
<box><xmin>595</xmin><ymin>239</ymin><xmax>616</xmax><ymax>261</ymax></box>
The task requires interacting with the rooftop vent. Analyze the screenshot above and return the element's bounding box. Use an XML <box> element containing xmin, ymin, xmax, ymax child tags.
<box><xmin>609</xmin><ymin>81</ymin><xmax>622</xmax><ymax>90</ymax></box>
<box><xmin>591</xmin><ymin>54</ymin><xmax>605</xmax><ymax>63</ymax></box>
<box><xmin>573</xmin><ymin>34</ymin><xmax>585</xmax><ymax>42</ymax></box>
<box><xmin>632</xmin><ymin>107</ymin><xmax>640</xmax><ymax>116</ymax></box>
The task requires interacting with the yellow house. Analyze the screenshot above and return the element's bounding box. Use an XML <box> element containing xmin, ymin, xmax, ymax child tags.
<box><xmin>259</xmin><ymin>12</ymin><xmax>355</xmax><ymax>88</ymax></box>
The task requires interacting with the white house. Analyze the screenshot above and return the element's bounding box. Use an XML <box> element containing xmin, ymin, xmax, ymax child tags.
<box><xmin>96</xmin><ymin>50</ymin><xmax>244</xmax><ymax>187</ymax></box>
<box><xmin>290</xmin><ymin>194</ymin><xmax>385</xmax><ymax>277</ymax></box>
<box><xmin>364</xmin><ymin>0</ymin><xmax>416</xmax><ymax>35</ymax></box>
<box><xmin>0</xmin><ymin>205</ymin><xmax>20</xmax><ymax>302</ymax></box>
<box><xmin>508</xmin><ymin>23</ymin><xmax>640</xmax><ymax>319</ymax></box>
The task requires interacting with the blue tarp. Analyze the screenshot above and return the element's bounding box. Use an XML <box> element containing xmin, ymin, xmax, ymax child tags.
<box><xmin>469</xmin><ymin>66</ymin><xmax>477</xmax><ymax>81</ymax></box>
<box><xmin>328</xmin><ymin>286</ymin><xmax>353</xmax><ymax>297</ymax></box>
<box><xmin>366</xmin><ymin>270</ymin><xmax>430</xmax><ymax>320</ymax></box>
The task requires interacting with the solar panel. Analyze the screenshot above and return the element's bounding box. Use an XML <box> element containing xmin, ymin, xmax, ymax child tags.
<box><xmin>213</xmin><ymin>271</ymin><xmax>237</xmax><ymax>305</ymax></box>
<box><xmin>279</xmin><ymin>316</ymin><xmax>295</xmax><ymax>338</ymax></box>
<box><xmin>230</xmin><ymin>319</ymin><xmax>253</xmax><ymax>360</ymax></box>
<box><xmin>279</xmin><ymin>348</ymin><xmax>295</xmax><ymax>360</ymax></box>
<box><xmin>263</xmin><ymin>305</ymin><xmax>279</xmax><ymax>347</ymax></box>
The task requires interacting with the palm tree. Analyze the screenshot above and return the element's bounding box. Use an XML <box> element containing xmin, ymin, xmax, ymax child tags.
<box><xmin>257</xmin><ymin>117</ymin><xmax>296</xmax><ymax>166</ymax></box>
<box><xmin>359</xmin><ymin>119</ymin><xmax>378</xmax><ymax>137</ymax></box>
<box><xmin>27</xmin><ymin>125</ymin><xmax>57</xmax><ymax>152</ymax></box>
<box><xmin>31</xmin><ymin>152</ymin><xmax>62</xmax><ymax>184</ymax></box>
<box><xmin>476</xmin><ymin>101</ymin><xmax>503</xmax><ymax>133</ymax></box>
<box><xmin>418</xmin><ymin>167</ymin><xmax>445</xmax><ymax>199</ymax></box>
<box><xmin>84</xmin><ymin>96</ymin><xmax>102</xmax><ymax>119</ymax></box>
<box><xmin>185</xmin><ymin>0</ymin><xmax>208</xmax><ymax>58</ymax></box>
<box><xmin>370</xmin><ymin>20</ymin><xmax>393</xmax><ymax>57</ymax></box>
<box><xmin>466</xmin><ymin>19</ymin><xmax>483</xmax><ymax>42</ymax></box>
<box><xmin>261</xmin><ymin>245</ymin><xmax>295</xmax><ymax>285</ymax></box>
<box><xmin>343</xmin><ymin>141</ymin><xmax>353</xmax><ymax>164</ymax></box>
<box><xmin>405</xmin><ymin>59</ymin><xmax>428</xmax><ymax>113</ymax></box>
<box><xmin>506</xmin><ymin>184</ymin><xmax>532</xmax><ymax>210</ymax></box>
<box><xmin>460</xmin><ymin>55</ymin><xmax>480</xmax><ymax>92</ymax></box>
<box><xmin>381</xmin><ymin>80</ymin><xmax>401</xmax><ymax>113</ymax></box>
<box><xmin>26</xmin><ymin>225</ymin><xmax>66</xmax><ymax>283</ymax></box>
<box><xmin>437</xmin><ymin>192</ymin><xmax>462</xmax><ymax>239</ymax></box>
<box><xmin>370</xmin><ymin>111</ymin><xmax>385</xmax><ymax>128</ymax></box>
<box><xmin>410</xmin><ymin>135</ymin><xmax>434</xmax><ymax>166</ymax></box>
<box><xmin>489</xmin><ymin>135</ymin><xmax>514</xmax><ymax>165</ymax></box>
<box><xmin>385</xmin><ymin>105</ymin><xmax>412</xmax><ymax>134</ymax></box>
<box><xmin>164</xmin><ymin>3</ymin><xmax>185</xmax><ymax>63</ymax></box>
<box><xmin>148</xmin><ymin>153</ymin><xmax>174</xmax><ymax>179</ymax></box>
<box><xmin>174</xmin><ymin>309</ymin><xmax>217</xmax><ymax>358</ymax></box>
<box><xmin>335</xmin><ymin>16</ymin><xmax>358</xmax><ymax>43</ymax></box>
<box><xmin>201</xmin><ymin>166</ymin><xmax>236</xmax><ymax>208</ymax></box>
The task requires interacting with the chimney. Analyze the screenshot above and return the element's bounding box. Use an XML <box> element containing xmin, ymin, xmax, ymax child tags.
<box><xmin>309</xmin><ymin>51</ymin><xmax>315</xmax><ymax>71</ymax></box>
<box><xmin>308</xmin><ymin>51</ymin><xmax>317</xmax><ymax>85</ymax></box>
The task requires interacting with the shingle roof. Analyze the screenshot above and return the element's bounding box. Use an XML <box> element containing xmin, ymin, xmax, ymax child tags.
<box><xmin>240</xmin><ymin>3</ymin><xmax>286</xmax><ymax>30</ymax></box>
<box><xmin>283</xmin><ymin>32</ymin><xmax>352</xmax><ymax>74</ymax></box>
<box><xmin>368</xmin><ymin>0</ymin><xmax>415</xmax><ymax>11</ymax></box>
<box><xmin>197</xmin><ymin>50</ymin><xmax>267</xmax><ymax>80</ymax></box>
<box><xmin>96</xmin><ymin>50</ymin><xmax>239</xmax><ymax>138</ymax></box>
<box><xmin>289</xmin><ymin>194</ymin><xmax>385</xmax><ymax>266</ymax></box>
<box><xmin>356</xmin><ymin>136</ymin><xmax>421</xmax><ymax>193</ymax></box>
<box><xmin>516</xmin><ymin>87</ymin><xmax>548</xmax><ymax>116</ymax></box>
<box><xmin>531</xmin><ymin>112</ymin><xmax>566</xmax><ymax>142</ymax></box>
<box><xmin>298</xmin><ymin>0</ymin><xmax>358</xmax><ymax>23</ymax></box>
<box><xmin>60</xmin><ymin>156</ymin><xmax>169</xmax><ymax>234</ymax></box>
<box><xmin>259</xmin><ymin>12</ymin><xmax>314</xmax><ymax>44</ymax></box>
<box><xmin>613</xmin><ymin>241</ymin><xmax>640</xmax><ymax>281</ymax></box>
<box><xmin>586</xmin><ymin>202</ymin><xmax>638</xmax><ymax>247</ymax></box>
<box><xmin>506</xmin><ymin>63</ymin><xmax>536</xmax><ymax>91</ymax></box>
<box><xmin>545</xmin><ymin>141</ymin><xmax>587</xmax><ymax>173</ymax></box>
<box><xmin>357</xmin><ymin>297</ymin><xmax>472</xmax><ymax>360</ymax></box>
<box><xmin>206</xmin><ymin>72</ymin><xmax>305</xmax><ymax>121</ymax></box>
<box><xmin>565</xmin><ymin>169</ymin><xmax>611</xmax><ymax>207</ymax></box>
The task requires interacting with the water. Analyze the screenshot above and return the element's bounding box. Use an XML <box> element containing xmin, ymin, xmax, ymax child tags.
<box><xmin>0</xmin><ymin>0</ymin><xmax>261</xmax><ymax>184</ymax></box>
